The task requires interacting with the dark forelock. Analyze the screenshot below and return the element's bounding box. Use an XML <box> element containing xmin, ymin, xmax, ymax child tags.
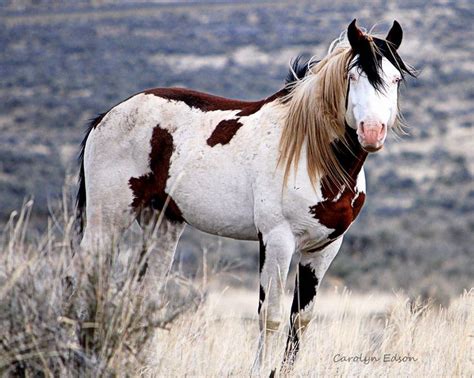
<box><xmin>350</xmin><ymin>36</ymin><xmax>416</xmax><ymax>90</ymax></box>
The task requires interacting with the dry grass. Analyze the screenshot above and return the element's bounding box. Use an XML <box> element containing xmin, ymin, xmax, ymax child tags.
<box><xmin>0</xmin><ymin>200</ymin><xmax>472</xmax><ymax>377</ymax></box>
<box><xmin>0</xmin><ymin>199</ymin><xmax>202</xmax><ymax>376</ymax></box>
<box><xmin>145</xmin><ymin>288</ymin><xmax>473</xmax><ymax>376</ymax></box>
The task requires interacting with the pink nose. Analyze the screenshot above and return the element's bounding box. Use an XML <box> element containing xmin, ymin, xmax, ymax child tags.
<box><xmin>357</xmin><ymin>120</ymin><xmax>386</xmax><ymax>151</ymax></box>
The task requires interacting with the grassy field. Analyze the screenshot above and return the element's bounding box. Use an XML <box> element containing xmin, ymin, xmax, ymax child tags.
<box><xmin>148</xmin><ymin>289</ymin><xmax>472</xmax><ymax>376</ymax></box>
<box><xmin>0</xmin><ymin>201</ymin><xmax>472</xmax><ymax>376</ymax></box>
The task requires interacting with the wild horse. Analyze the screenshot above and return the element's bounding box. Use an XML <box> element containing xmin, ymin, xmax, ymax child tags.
<box><xmin>77</xmin><ymin>19</ymin><xmax>415</xmax><ymax>372</ymax></box>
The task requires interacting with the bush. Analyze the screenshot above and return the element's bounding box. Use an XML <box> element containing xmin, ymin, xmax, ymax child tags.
<box><xmin>0</xmin><ymin>199</ymin><xmax>202</xmax><ymax>376</ymax></box>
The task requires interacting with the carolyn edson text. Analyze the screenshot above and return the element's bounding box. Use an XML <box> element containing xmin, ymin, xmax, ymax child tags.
<box><xmin>333</xmin><ymin>353</ymin><xmax>418</xmax><ymax>364</ymax></box>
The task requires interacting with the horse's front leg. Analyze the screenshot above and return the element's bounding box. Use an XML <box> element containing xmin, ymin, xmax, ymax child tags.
<box><xmin>283</xmin><ymin>238</ymin><xmax>343</xmax><ymax>368</ymax></box>
<box><xmin>252</xmin><ymin>223</ymin><xmax>295</xmax><ymax>375</ymax></box>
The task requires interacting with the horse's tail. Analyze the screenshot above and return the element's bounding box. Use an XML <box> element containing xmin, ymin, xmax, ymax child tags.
<box><xmin>76</xmin><ymin>113</ymin><xmax>107</xmax><ymax>238</ymax></box>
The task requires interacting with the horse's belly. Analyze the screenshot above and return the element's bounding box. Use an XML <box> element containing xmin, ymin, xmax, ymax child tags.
<box><xmin>168</xmin><ymin>156</ymin><xmax>258</xmax><ymax>240</ymax></box>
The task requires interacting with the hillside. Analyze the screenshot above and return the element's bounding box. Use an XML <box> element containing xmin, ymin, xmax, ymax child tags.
<box><xmin>0</xmin><ymin>0</ymin><xmax>472</xmax><ymax>299</ymax></box>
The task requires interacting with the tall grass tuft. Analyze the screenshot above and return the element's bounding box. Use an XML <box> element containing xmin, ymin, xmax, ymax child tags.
<box><xmin>0</xmin><ymin>198</ymin><xmax>201</xmax><ymax>376</ymax></box>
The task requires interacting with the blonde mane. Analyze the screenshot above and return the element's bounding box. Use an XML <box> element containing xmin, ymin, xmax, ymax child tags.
<box><xmin>278</xmin><ymin>45</ymin><xmax>354</xmax><ymax>190</ymax></box>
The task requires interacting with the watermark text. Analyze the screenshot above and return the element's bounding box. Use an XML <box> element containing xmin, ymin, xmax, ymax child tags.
<box><xmin>333</xmin><ymin>353</ymin><xmax>418</xmax><ymax>364</ymax></box>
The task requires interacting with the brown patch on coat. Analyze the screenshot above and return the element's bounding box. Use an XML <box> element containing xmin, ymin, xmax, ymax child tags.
<box><xmin>207</xmin><ymin>119</ymin><xmax>243</xmax><ymax>147</ymax></box>
<box><xmin>309</xmin><ymin>127</ymin><xmax>368</xmax><ymax>240</ymax></box>
<box><xmin>310</xmin><ymin>191</ymin><xmax>366</xmax><ymax>239</ymax></box>
<box><xmin>143</xmin><ymin>87</ymin><xmax>286</xmax><ymax>116</ymax></box>
<box><xmin>129</xmin><ymin>125</ymin><xmax>184</xmax><ymax>223</ymax></box>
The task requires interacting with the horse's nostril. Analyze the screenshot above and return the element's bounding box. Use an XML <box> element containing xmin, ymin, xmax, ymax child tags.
<box><xmin>359</xmin><ymin>121</ymin><xmax>364</xmax><ymax>131</ymax></box>
<box><xmin>381</xmin><ymin>123</ymin><xmax>386</xmax><ymax>129</ymax></box>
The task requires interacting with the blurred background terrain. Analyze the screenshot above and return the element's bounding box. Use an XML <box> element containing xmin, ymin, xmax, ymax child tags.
<box><xmin>0</xmin><ymin>0</ymin><xmax>472</xmax><ymax>301</ymax></box>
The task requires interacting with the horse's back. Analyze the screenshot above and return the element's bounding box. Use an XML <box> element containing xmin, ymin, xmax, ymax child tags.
<box><xmin>84</xmin><ymin>90</ymin><xmax>267</xmax><ymax>240</ymax></box>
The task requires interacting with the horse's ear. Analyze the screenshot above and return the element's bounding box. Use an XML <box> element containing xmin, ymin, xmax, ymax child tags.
<box><xmin>386</xmin><ymin>20</ymin><xmax>403</xmax><ymax>50</ymax></box>
<box><xmin>347</xmin><ymin>19</ymin><xmax>365</xmax><ymax>52</ymax></box>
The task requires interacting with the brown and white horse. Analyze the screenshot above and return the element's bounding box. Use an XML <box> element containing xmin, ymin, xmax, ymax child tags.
<box><xmin>76</xmin><ymin>20</ymin><xmax>414</xmax><ymax>372</ymax></box>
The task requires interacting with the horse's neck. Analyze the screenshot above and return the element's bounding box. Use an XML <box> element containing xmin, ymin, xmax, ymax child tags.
<box><xmin>321</xmin><ymin>126</ymin><xmax>368</xmax><ymax>197</ymax></box>
<box><xmin>337</xmin><ymin>126</ymin><xmax>368</xmax><ymax>176</ymax></box>
<box><xmin>261</xmin><ymin>99</ymin><xmax>367</xmax><ymax>196</ymax></box>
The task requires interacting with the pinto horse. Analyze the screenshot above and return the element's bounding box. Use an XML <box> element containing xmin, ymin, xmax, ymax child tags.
<box><xmin>77</xmin><ymin>20</ymin><xmax>414</xmax><ymax>372</ymax></box>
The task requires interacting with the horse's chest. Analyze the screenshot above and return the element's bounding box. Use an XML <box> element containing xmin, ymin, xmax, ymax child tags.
<box><xmin>309</xmin><ymin>190</ymin><xmax>366</xmax><ymax>240</ymax></box>
<box><xmin>283</xmin><ymin>183</ymin><xmax>366</xmax><ymax>252</ymax></box>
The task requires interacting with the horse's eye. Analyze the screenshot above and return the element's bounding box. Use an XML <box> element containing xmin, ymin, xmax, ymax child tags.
<box><xmin>349</xmin><ymin>73</ymin><xmax>357</xmax><ymax>81</ymax></box>
<box><xmin>393</xmin><ymin>77</ymin><xmax>402</xmax><ymax>84</ymax></box>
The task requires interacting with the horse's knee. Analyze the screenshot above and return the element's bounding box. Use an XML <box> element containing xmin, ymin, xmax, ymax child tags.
<box><xmin>265</xmin><ymin>319</ymin><xmax>282</xmax><ymax>332</ymax></box>
<box><xmin>260</xmin><ymin>308</ymin><xmax>283</xmax><ymax>332</ymax></box>
<box><xmin>291</xmin><ymin>313</ymin><xmax>312</xmax><ymax>335</ymax></box>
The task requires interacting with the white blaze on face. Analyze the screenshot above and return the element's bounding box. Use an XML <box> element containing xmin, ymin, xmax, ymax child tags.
<box><xmin>345</xmin><ymin>57</ymin><xmax>401</xmax><ymax>152</ymax></box>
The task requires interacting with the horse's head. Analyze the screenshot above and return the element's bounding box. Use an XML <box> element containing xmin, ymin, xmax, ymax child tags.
<box><xmin>344</xmin><ymin>19</ymin><xmax>413</xmax><ymax>153</ymax></box>
<box><xmin>279</xmin><ymin>20</ymin><xmax>415</xmax><ymax>189</ymax></box>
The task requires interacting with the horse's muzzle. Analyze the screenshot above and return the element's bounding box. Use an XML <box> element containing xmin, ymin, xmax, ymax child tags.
<box><xmin>357</xmin><ymin>120</ymin><xmax>386</xmax><ymax>152</ymax></box>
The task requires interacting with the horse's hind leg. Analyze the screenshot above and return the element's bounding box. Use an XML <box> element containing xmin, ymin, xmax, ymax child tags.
<box><xmin>68</xmin><ymin>173</ymin><xmax>136</xmax><ymax>321</ymax></box>
<box><xmin>137</xmin><ymin>216</ymin><xmax>185</xmax><ymax>297</ymax></box>
<box><xmin>79</xmin><ymin>176</ymin><xmax>136</xmax><ymax>252</ymax></box>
